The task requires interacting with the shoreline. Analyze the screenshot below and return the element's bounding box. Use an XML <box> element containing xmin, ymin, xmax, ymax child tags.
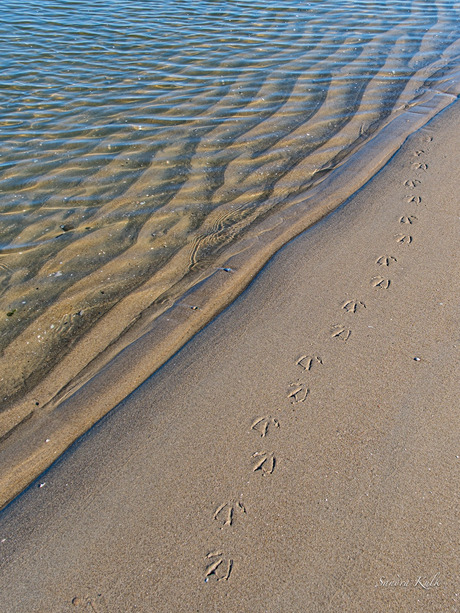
<box><xmin>0</xmin><ymin>81</ymin><xmax>458</xmax><ymax>612</ymax></box>
<box><xmin>1</xmin><ymin>69</ymin><xmax>460</xmax><ymax>511</ymax></box>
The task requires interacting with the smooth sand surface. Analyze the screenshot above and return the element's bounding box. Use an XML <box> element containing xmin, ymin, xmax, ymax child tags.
<box><xmin>0</xmin><ymin>100</ymin><xmax>458</xmax><ymax>612</ymax></box>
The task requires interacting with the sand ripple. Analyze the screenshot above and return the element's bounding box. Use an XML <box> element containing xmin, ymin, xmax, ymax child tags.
<box><xmin>1</xmin><ymin>0</ymin><xmax>460</xmax><ymax>409</ymax></box>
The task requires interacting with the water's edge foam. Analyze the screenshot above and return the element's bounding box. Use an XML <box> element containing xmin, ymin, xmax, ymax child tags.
<box><xmin>0</xmin><ymin>72</ymin><xmax>459</xmax><ymax>511</ymax></box>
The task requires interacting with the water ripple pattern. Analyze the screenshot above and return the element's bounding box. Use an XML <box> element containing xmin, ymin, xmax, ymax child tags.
<box><xmin>1</xmin><ymin>0</ymin><xmax>460</xmax><ymax>403</ymax></box>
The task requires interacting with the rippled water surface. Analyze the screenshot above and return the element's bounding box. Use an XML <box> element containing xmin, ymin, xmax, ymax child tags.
<box><xmin>1</xmin><ymin>0</ymin><xmax>460</xmax><ymax>403</ymax></box>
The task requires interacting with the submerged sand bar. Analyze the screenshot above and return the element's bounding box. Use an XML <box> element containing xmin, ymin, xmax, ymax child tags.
<box><xmin>0</xmin><ymin>93</ymin><xmax>458</xmax><ymax>611</ymax></box>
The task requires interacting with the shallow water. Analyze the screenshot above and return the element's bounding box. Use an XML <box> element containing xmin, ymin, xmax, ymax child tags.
<box><xmin>1</xmin><ymin>0</ymin><xmax>460</xmax><ymax>404</ymax></box>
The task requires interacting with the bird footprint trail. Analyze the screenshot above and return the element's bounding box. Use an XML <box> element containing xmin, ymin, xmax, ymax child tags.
<box><xmin>202</xmin><ymin>139</ymin><xmax>432</xmax><ymax>589</ymax></box>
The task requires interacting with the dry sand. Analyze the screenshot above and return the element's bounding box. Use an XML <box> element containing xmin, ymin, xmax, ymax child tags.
<box><xmin>0</xmin><ymin>100</ymin><xmax>458</xmax><ymax>612</ymax></box>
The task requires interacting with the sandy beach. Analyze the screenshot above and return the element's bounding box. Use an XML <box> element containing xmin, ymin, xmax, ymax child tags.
<box><xmin>0</xmin><ymin>95</ymin><xmax>458</xmax><ymax>613</ymax></box>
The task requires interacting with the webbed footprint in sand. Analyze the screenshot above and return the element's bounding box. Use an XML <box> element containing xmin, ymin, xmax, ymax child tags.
<box><xmin>330</xmin><ymin>324</ymin><xmax>351</xmax><ymax>341</ymax></box>
<box><xmin>213</xmin><ymin>501</ymin><xmax>246</xmax><ymax>528</ymax></box>
<box><xmin>204</xmin><ymin>552</ymin><xmax>233</xmax><ymax>582</ymax></box>
<box><xmin>251</xmin><ymin>416</ymin><xmax>280</xmax><ymax>437</ymax></box>
<box><xmin>399</xmin><ymin>215</ymin><xmax>417</xmax><ymax>225</ymax></box>
<box><xmin>71</xmin><ymin>595</ymin><xmax>107</xmax><ymax>612</ymax></box>
<box><xmin>396</xmin><ymin>234</ymin><xmax>413</xmax><ymax>245</ymax></box>
<box><xmin>295</xmin><ymin>355</ymin><xmax>323</xmax><ymax>371</ymax></box>
<box><xmin>370</xmin><ymin>276</ymin><xmax>390</xmax><ymax>289</ymax></box>
<box><xmin>251</xmin><ymin>451</ymin><xmax>276</xmax><ymax>475</ymax></box>
<box><xmin>404</xmin><ymin>179</ymin><xmax>421</xmax><ymax>188</ymax></box>
<box><xmin>287</xmin><ymin>381</ymin><xmax>310</xmax><ymax>404</ymax></box>
<box><xmin>342</xmin><ymin>299</ymin><xmax>366</xmax><ymax>313</ymax></box>
<box><xmin>376</xmin><ymin>255</ymin><xmax>397</xmax><ymax>267</ymax></box>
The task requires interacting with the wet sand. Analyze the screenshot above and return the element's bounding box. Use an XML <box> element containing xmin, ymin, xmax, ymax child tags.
<box><xmin>2</xmin><ymin>83</ymin><xmax>459</xmax><ymax>512</ymax></box>
<box><xmin>0</xmin><ymin>99</ymin><xmax>458</xmax><ymax>612</ymax></box>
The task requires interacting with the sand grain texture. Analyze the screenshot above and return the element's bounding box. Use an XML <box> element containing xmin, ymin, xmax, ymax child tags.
<box><xmin>0</xmin><ymin>101</ymin><xmax>458</xmax><ymax>612</ymax></box>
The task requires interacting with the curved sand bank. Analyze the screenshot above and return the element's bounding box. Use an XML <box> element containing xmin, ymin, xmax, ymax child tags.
<box><xmin>1</xmin><ymin>69</ymin><xmax>460</xmax><ymax>512</ymax></box>
<box><xmin>0</xmin><ymin>92</ymin><xmax>458</xmax><ymax>611</ymax></box>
